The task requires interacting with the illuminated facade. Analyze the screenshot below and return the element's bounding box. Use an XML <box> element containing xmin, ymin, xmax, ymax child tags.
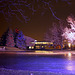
<box><xmin>28</xmin><ymin>41</ymin><xmax>61</xmax><ymax>50</ymax></box>
<box><xmin>63</xmin><ymin>39</ymin><xmax>75</xmax><ymax>50</ymax></box>
<box><xmin>28</xmin><ymin>40</ymin><xmax>75</xmax><ymax>50</ymax></box>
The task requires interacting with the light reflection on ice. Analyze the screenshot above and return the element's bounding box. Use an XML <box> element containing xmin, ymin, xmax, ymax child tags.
<box><xmin>66</xmin><ymin>62</ymin><xmax>73</xmax><ymax>71</ymax></box>
<box><xmin>68</xmin><ymin>52</ymin><xmax>72</xmax><ymax>60</ymax></box>
<box><xmin>66</xmin><ymin>53</ymin><xmax>75</xmax><ymax>72</ymax></box>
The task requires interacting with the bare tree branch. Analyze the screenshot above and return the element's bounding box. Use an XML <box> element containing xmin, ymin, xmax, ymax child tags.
<box><xmin>0</xmin><ymin>0</ymin><xmax>71</xmax><ymax>24</ymax></box>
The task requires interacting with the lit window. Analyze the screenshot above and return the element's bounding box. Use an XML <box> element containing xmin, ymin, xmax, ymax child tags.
<box><xmin>42</xmin><ymin>46</ymin><xmax>44</xmax><ymax>48</ymax></box>
<box><xmin>32</xmin><ymin>46</ymin><xmax>34</xmax><ymax>49</ymax></box>
<box><xmin>43</xmin><ymin>42</ymin><xmax>46</xmax><ymax>44</ymax></box>
<box><xmin>29</xmin><ymin>46</ymin><xmax>31</xmax><ymax>49</ymax></box>
<box><xmin>35</xmin><ymin>42</ymin><xmax>38</xmax><ymax>44</ymax></box>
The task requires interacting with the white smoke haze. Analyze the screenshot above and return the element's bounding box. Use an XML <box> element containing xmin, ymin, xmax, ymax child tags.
<box><xmin>62</xmin><ymin>16</ymin><xmax>75</xmax><ymax>43</ymax></box>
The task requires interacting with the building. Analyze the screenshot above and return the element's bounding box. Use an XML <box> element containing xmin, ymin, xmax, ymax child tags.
<box><xmin>28</xmin><ymin>41</ymin><xmax>61</xmax><ymax>50</ymax></box>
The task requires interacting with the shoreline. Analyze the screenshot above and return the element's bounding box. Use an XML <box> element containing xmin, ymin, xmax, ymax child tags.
<box><xmin>0</xmin><ymin>50</ymin><xmax>75</xmax><ymax>55</ymax></box>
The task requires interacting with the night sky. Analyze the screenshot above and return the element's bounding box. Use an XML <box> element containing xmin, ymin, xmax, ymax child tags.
<box><xmin>0</xmin><ymin>0</ymin><xmax>75</xmax><ymax>41</ymax></box>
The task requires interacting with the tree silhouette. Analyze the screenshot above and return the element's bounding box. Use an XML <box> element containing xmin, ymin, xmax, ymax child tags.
<box><xmin>6</xmin><ymin>28</ymin><xmax>15</xmax><ymax>47</ymax></box>
<box><xmin>0</xmin><ymin>28</ymin><xmax>9</xmax><ymax>46</ymax></box>
<box><xmin>16</xmin><ymin>31</ymin><xmax>26</xmax><ymax>49</ymax></box>
<box><xmin>0</xmin><ymin>28</ymin><xmax>15</xmax><ymax>46</ymax></box>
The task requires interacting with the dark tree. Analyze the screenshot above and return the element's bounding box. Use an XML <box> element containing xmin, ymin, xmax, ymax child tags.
<box><xmin>0</xmin><ymin>27</ymin><xmax>15</xmax><ymax>46</ymax></box>
<box><xmin>13</xmin><ymin>28</ymin><xmax>19</xmax><ymax>46</ymax></box>
<box><xmin>6</xmin><ymin>28</ymin><xmax>15</xmax><ymax>47</ymax></box>
<box><xmin>0</xmin><ymin>34</ymin><xmax>6</xmax><ymax>46</ymax></box>
<box><xmin>16</xmin><ymin>31</ymin><xmax>26</xmax><ymax>49</ymax></box>
<box><xmin>0</xmin><ymin>28</ymin><xmax>9</xmax><ymax>46</ymax></box>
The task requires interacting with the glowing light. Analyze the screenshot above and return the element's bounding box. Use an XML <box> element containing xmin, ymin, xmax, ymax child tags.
<box><xmin>66</xmin><ymin>54</ymin><xmax>73</xmax><ymax>71</ymax></box>
<box><xmin>29</xmin><ymin>46</ymin><xmax>32</xmax><ymax>49</ymax></box>
<box><xmin>68</xmin><ymin>52</ymin><xmax>72</xmax><ymax>57</ymax></box>
<box><xmin>67</xmin><ymin>52</ymin><xmax>72</xmax><ymax>60</ymax></box>
<box><xmin>35</xmin><ymin>51</ymin><xmax>53</xmax><ymax>53</ymax></box>
<box><xmin>42</xmin><ymin>46</ymin><xmax>44</xmax><ymax>48</ymax></box>
<box><xmin>31</xmin><ymin>42</ymin><xmax>53</xmax><ymax>45</ymax></box>
<box><xmin>43</xmin><ymin>42</ymin><xmax>46</xmax><ymax>44</ymax></box>
<box><xmin>35</xmin><ymin>40</ymin><xmax>37</xmax><ymax>42</ymax></box>
<box><xmin>32</xmin><ymin>46</ymin><xmax>34</xmax><ymax>49</ymax></box>
<box><xmin>68</xmin><ymin>43</ymin><xmax>71</xmax><ymax>48</ymax></box>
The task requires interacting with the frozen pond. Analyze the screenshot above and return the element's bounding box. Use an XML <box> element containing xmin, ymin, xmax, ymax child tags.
<box><xmin>0</xmin><ymin>54</ymin><xmax>75</xmax><ymax>74</ymax></box>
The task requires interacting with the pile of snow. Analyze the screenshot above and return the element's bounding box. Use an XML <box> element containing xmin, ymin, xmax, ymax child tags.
<box><xmin>24</xmin><ymin>36</ymin><xmax>35</xmax><ymax>46</ymax></box>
